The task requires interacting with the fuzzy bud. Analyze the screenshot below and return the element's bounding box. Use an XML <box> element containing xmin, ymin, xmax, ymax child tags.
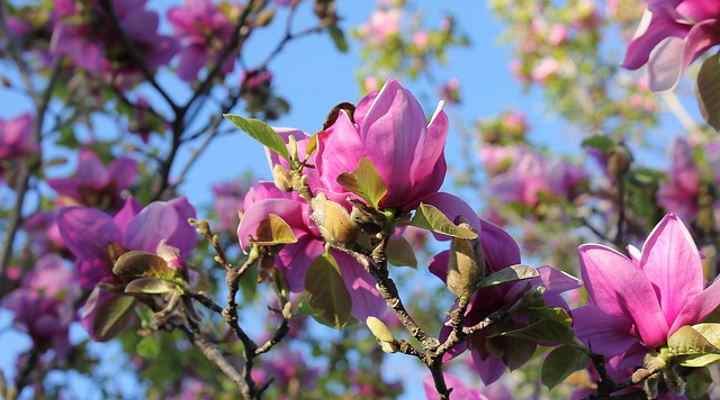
<box><xmin>366</xmin><ymin>316</ymin><xmax>397</xmax><ymax>353</ymax></box>
<box><xmin>447</xmin><ymin>227</ymin><xmax>482</xmax><ymax>298</ymax></box>
<box><xmin>272</xmin><ymin>164</ymin><xmax>292</xmax><ymax>192</ymax></box>
<box><xmin>311</xmin><ymin>193</ymin><xmax>358</xmax><ymax>245</ymax></box>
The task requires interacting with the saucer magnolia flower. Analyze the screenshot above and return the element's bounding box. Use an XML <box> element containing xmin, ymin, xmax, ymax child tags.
<box><xmin>51</xmin><ymin>0</ymin><xmax>177</xmax><ymax>78</ymax></box>
<box><xmin>168</xmin><ymin>0</ymin><xmax>237</xmax><ymax>82</ymax></box>
<box><xmin>0</xmin><ymin>113</ymin><xmax>37</xmax><ymax>160</ymax></box>
<box><xmin>658</xmin><ymin>138</ymin><xmax>700</xmax><ymax>221</ymax></box>
<box><xmin>2</xmin><ymin>255</ymin><xmax>80</xmax><ymax>355</ymax></box>
<box><xmin>238</xmin><ymin>182</ymin><xmax>385</xmax><ymax>321</ymax></box>
<box><xmin>573</xmin><ymin>213</ymin><xmax>720</xmax><ymax>380</ymax></box>
<box><xmin>212</xmin><ymin>179</ymin><xmax>251</xmax><ymax>232</ymax></box>
<box><xmin>57</xmin><ymin>197</ymin><xmax>196</xmax><ymax>340</ymax></box>
<box><xmin>623</xmin><ymin>1</ymin><xmax>720</xmax><ymax>91</ymax></box>
<box><xmin>423</xmin><ymin>373</ymin><xmax>513</xmax><ymax>400</ymax></box>
<box><xmin>48</xmin><ymin>149</ymin><xmax>137</xmax><ymax>209</ymax></box>
<box><xmin>316</xmin><ymin>79</ymin><xmax>448</xmax><ymax>211</ymax></box>
<box><xmin>426</xmin><ymin>193</ymin><xmax>580</xmax><ymax>384</ymax></box>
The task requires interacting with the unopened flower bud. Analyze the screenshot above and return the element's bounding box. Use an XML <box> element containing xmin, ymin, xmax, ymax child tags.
<box><xmin>254</xmin><ymin>9</ymin><xmax>275</xmax><ymax>27</ymax></box>
<box><xmin>447</xmin><ymin>229</ymin><xmax>482</xmax><ymax>298</ymax></box>
<box><xmin>272</xmin><ymin>164</ymin><xmax>292</xmax><ymax>192</ymax></box>
<box><xmin>366</xmin><ymin>316</ymin><xmax>397</xmax><ymax>353</ymax></box>
<box><xmin>311</xmin><ymin>193</ymin><xmax>358</xmax><ymax>244</ymax></box>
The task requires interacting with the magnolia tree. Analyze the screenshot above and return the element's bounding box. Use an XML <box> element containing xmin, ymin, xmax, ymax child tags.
<box><xmin>2</xmin><ymin>0</ymin><xmax>720</xmax><ymax>399</ymax></box>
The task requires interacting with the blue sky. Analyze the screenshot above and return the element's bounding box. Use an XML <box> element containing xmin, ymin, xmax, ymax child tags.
<box><xmin>0</xmin><ymin>0</ymin><xmax>697</xmax><ymax>398</ymax></box>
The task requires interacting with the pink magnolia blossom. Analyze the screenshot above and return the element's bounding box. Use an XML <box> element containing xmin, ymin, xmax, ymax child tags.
<box><xmin>360</xmin><ymin>8</ymin><xmax>401</xmax><ymax>44</ymax></box>
<box><xmin>47</xmin><ymin>149</ymin><xmax>137</xmax><ymax>209</ymax></box>
<box><xmin>573</xmin><ymin>213</ymin><xmax>720</xmax><ymax>381</ymax></box>
<box><xmin>316</xmin><ymin>79</ymin><xmax>448</xmax><ymax>211</ymax></box>
<box><xmin>51</xmin><ymin>0</ymin><xmax>177</xmax><ymax>79</ymax></box>
<box><xmin>0</xmin><ymin>113</ymin><xmax>37</xmax><ymax>160</ymax></box>
<box><xmin>439</xmin><ymin>78</ymin><xmax>461</xmax><ymax>104</ymax></box>
<box><xmin>168</xmin><ymin>0</ymin><xmax>237</xmax><ymax>82</ymax></box>
<box><xmin>623</xmin><ymin>1</ymin><xmax>720</xmax><ymax>91</ymax></box>
<box><xmin>413</xmin><ymin>31</ymin><xmax>430</xmax><ymax>49</ymax></box>
<box><xmin>237</xmin><ymin>182</ymin><xmax>385</xmax><ymax>321</ymax></box>
<box><xmin>57</xmin><ymin>197</ymin><xmax>196</xmax><ymax>340</ymax></box>
<box><xmin>22</xmin><ymin>210</ymin><xmax>66</xmax><ymax>255</ymax></box>
<box><xmin>2</xmin><ymin>255</ymin><xmax>80</xmax><ymax>354</ymax></box>
<box><xmin>531</xmin><ymin>57</ymin><xmax>561</xmax><ymax>83</ymax></box>
<box><xmin>657</xmin><ymin>138</ymin><xmax>700</xmax><ymax>221</ymax></box>
<box><xmin>478</xmin><ymin>145</ymin><xmax>529</xmax><ymax>176</ymax></box>
<box><xmin>426</xmin><ymin>193</ymin><xmax>580</xmax><ymax>385</ymax></box>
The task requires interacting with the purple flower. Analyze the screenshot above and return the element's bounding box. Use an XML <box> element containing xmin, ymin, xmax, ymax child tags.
<box><xmin>623</xmin><ymin>1</ymin><xmax>720</xmax><ymax>91</ymax></box>
<box><xmin>423</xmin><ymin>373</ymin><xmax>488</xmax><ymax>400</ymax></box>
<box><xmin>572</xmin><ymin>213</ymin><xmax>720</xmax><ymax>381</ymax></box>
<box><xmin>213</xmin><ymin>179</ymin><xmax>251</xmax><ymax>232</ymax></box>
<box><xmin>22</xmin><ymin>210</ymin><xmax>65</xmax><ymax>255</ymax></box>
<box><xmin>168</xmin><ymin>0</ymin><xmax>237</xmax><ymax>82</ymax></box>
<box><xmin>425</xmin><ymin>192</ymin><xmax>580</xmax><ymax>385</ymax></box>
<box><xmin>57</xmin><ymin>197</ymin><xmax>196</xmax><ymax>340</ymax></box>
<box><xmin>0</xmin><ymin>113</ymin><xmax>37</xmax><ymax>160</ymax></box>
<box><xmin>51</xmin><ymin>0</ymin><xmax>177</xmax><ymax>79</ymax></box>
<box><xmin>237</xmin><ymin>182</ymin><xmax>385</xmax><ymax>321</ymax></box>
<box><xmin>657</xmin><ymin>138</ymin><xmax>700</xmax><ymax>221</ymax></box>
<box><xmin>316</xmin><ymin>79</ymin><xmax>448</xmax><ymax>211</ymax></box>
<box><xmin>2</xmin><ymin>255</ymin><xmax>80</xmax><ymax>354</ymax></box>
<box><xmin>47</xmin><ymin>149</ymin><xmax>137</xmax><ymax>209</ymax></box>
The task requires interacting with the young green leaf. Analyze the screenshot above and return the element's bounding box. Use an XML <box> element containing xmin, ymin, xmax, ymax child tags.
<box><xmin>223</xmin><ymin>114</ymin><xmax>290</xmax><ymax>159</ymax></box>
<box><xmin>541</xmin><ymin>345</ymin><xmax>589</xmax><ymax>390</ymax></box>
<box><xmin>253</xmin><ymin>213</ymin><xmax>298</xmax><ymax>246</ymax></box>
<box><xmin>91</xmin><ymin>294</ymin><xmax>136</xmax><ymax>342</ymax></box>
<box><xmin>476</xmin><ymin>264</ymin><xmax>539</xmax><ymax>289</ymax></box>
<box><xmin>113</xmin><ymin>251</ymin><xmax>177</xmax><ymax>280</ymax></box>
<box><xmin>136</xmin><ymin>336</ymin><xmax>161</xmax><ymax>359</ymax></box>
<box><xmin>328</xmin><ymin>26</ymin><xmax>349</xmax><ymax>53</ymax></box>
<box><xmin>337</xmin><ymin>157</ymin><xmax>388</xmax><ymax>209</ymax></box>
<box><xmin>668</xmin><ymin>326</ymin><xmax>720</xmax><ymax>356</ymax></box>
<box><xmin>125</xmin><ymin>277</ymin><xmax>177</xmax><ymax>295</ymax></box>
<box><xmin>386</xmin><ymin>236</ymin><xmax>417</xmax><ymax>268</ymax></box>
<box><xmin>697</xmin><ymin>55</ymin><xmax>720</xmax><ymax>131</ymax></box>
<box><xmin>304</xmin><ymin>252</ymin><xmax>353</xmax><ymax>329</ymax></box>
<box><xmin>410</xmin><ymin>203</ymin><xmax>478</xmax><ymax>240</ymax></box>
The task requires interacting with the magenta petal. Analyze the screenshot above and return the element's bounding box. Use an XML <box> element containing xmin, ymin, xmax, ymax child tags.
<box><xmin>124</xmin><ymin>198</ymin><xmax>197</xmax><ymax>257</ymax></box>
<box><xmin>113</xmin><ymin>197</ymin><xmax>142</xmax><ymax>238</ymax></box>
<box><xmin>578</xmin><ymin>244</ymin><xmax>669</xmax><ymax>347</ymax></box>
<box><xmin>670</xmin><ymin>277</ymin><xmax>720</xmax><ymax>333</ymax></box>
<box><xmin>469</xmin><ymin>349</ymin><xmax>506</xmax><ymax>386</ymax></box>
<box><xmin>276</xmin><ymin>236</ymin><xmax>324</xmax><ymax>292</ymax></box>
<box><xmin>316</xmin><ymin>111</ymin><xmax>365</xmax><ymax>200</ymax></box>
<box><xmin>333</xmin><ymin>250</ymin><xmax>385</xmax><ymax>321</ymax></box>
<box><xmin>422</xmin><ymin>192</ymin><xmax>483</xmax><ymax>235</ymax></box>
<box><xmin>429</xmin><ymin>250</ymin><xmax>450</xmax><ymax>282</ymax></box>
<box><xmin>57</xmin><ymin>207</ymin><xmax>120</xmax><ymax>261</ymax></box>
<box><xmin>622</xmin><ymin>9</ymin><xmax>689</xmax><ymax>70</ymax></box>
<box><xmin>237</xmin><ymin>198</ymin><xmax>306</xmax><ymax>250</ymax></box>
<box><xmin>606</xmin><ymin>343</ymin><xmax>647</xmax><ymax>383</ymax></box>
<box><xmin>107</xmin><ymin>157</ymin><xmax>138</xmax><ymax>190</ymax></box>
<box><xmin>639</xmin><ymin>213</ymin><xmax>703</xmax><ymax>326</ymax></box>
<box><xmin>423</xmin><ymin>373</ymin><xmax>487</xmax><ymax>400</ymax></box>
<box><xmin>572</xmin><ymin>305</ymin><xmax>637</xmax><ymax>357</ymax></box>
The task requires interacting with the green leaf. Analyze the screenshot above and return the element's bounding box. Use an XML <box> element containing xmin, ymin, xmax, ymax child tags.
<box><xmin>697</xmin><ymin>55</ymin><xmax>720</xmax><ymax>131</ymax></box>
<box><xmin>113</xmin><ymin>251</ymin><xmax>178</xmax><ymax>280</ymax></box>
<box><xmin>136</xmin><ymin>336</ymin><xmax>161</xmax><ymax>359</ymax></box>
<box><xmin>581</xmin><ymin>135</ymin><xmax>614</xmax><ymax>153</ymax></box>
<box><xmin>253</xmin><ymin>213</ymin><xmax>298</xmax><ymax>246</ymax></box>
<box><xmin>328</xmin><ymin>25</ymin><xmax>349</xmax><ymax>53</ymax></box>
<box><xmin>679</xmin><ymin>353</ymin><xmax>720</xmax><ymax>368</ymax></box>
<box><xmin>304</xmin><ymin>252</ymin><xmax>353</xmax><ymax>329</ymax></box>
<box><xmin>223</xmin><ymin>114</ymin><xmax>289</xmax><ymax>159</ymax></box>
<box><xmin>496</xmin><ymin>307</ymin><xmax>574</xmax><ymax>345</ymax></box>
<box><xmin>667</xmin><ymin>325</ymin><xmax>720</xmax><ymax>356</ymax></box>
<box><xmin>92</xmin><ymin>294</ymin><xmax>136</xmax><ymax>342</ymax></box>
<box><xmin>691</xmin><ymin>323</ymin><xmax>720</xmax><ymax>347</ymax></box>
<box><xmin>125</xmin><ymin>277</ymin><xmax>177</xmax><ymax>295</ymax></box>
<box><xmin>447</xmin><ymin>236</ymin><xmax>482</xmax><ymax>298</ymax></box>
<box><xmin>337</xmin><ymin>157</ymin><xmax>388</xmax><ymax>209</ymax></box>
<box><xmin>386</xmin><ymin>236</ymin><xmax>417</xmax><ymax>268</ymax></box>
<box><xmin>410</xmin><ymin>203</ymin><xmax>478</xmax><ymax>240</ymax></box>
<box><xmin>496</xmin><ymin>336</ymin><xmax>537</xmax><ymax>370</ymax></box>
<box><xmin>541</xmin><ymin>345</ymin><xmax>589</xmax><ymax>390</ymax></box>
<box><xmin>476</xmin><ymin>264</ymin><xmax>539</xmax><ymax>289</ymax></box>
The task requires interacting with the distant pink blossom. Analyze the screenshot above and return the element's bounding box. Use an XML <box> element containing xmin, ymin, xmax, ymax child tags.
<box><xmin>212</xmin><ymin>179</ymin><xmax>250</xmax><ymax>231</ymax></box>
<box><xmin>360</xmin><ymin>8</ymin><xmax>401</xmax><ymax>43</ymax></box>
<box><xmin>0</xmin><ymin>113</ymin><xmax>37</xmax><ymax>160</ymax></box>
<box><xmin>168</xmin><ymin>0</ymin><xmax>237</xmax><ymax>82</ymax></box>
<box><xmin>657</xmin><ymin>138</ymin><xmax>700</xmax><ymax>221</ymax></box>
<box><xmin>413</xmin><ymin>31</ymin><xmax>430</xmax><ymax>49</ymax></box>
<box><xmin>531</xmin><ymin>57</ymin><xmax>561</xmax><ymax>83</ymax></box>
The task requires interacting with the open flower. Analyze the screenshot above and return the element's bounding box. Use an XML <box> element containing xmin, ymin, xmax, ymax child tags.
<box><xmin>2</xmin><ymin>255</ymin><xmax>80</xmax><ymax>355</ymax></box>
<box><xmin>623</xmin><ymin>1</ymin><xmax>720</xmax><ymax>91</ymax></box>
<box><xmin>573</xmin><ymin>213</ymin><xmax>720</xmax><ymax>381</ymax></box>
<box><xmin>423</xmin><ymin>373</ymin><xmax>513</xmax><ymax>400</ymax></box>
<box><xmin>237</xmin><ymin>182</ymin><xmax>385</xmax><ymax>321</ymax></box>
<box><xmin>168</xmin><ymin>0</ymin><xmax>237</xmax><ymax>82</ymax></box>
<box><xmin>658</xmin><ymin>138</ymin><xmax>700</xmax><ymax>221</ymax></box>
<box><xmin>57</xmin><ymin>197</ymin><xmax>196</xmax><ymax>340</ymax></box>
<box><xmin>316</xmin><ymin>79</ymin><xmax>448</xmax><ymax>211</ymax></box>
<box><xmin>426</xmin><ymin>192</ymin><xmax>580</xmax><ymax>384</ymax></box>
<box><xmin>47</xmin><ymin>149</ymin><xmax>137</xmax><ymax>209</ymax></box>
